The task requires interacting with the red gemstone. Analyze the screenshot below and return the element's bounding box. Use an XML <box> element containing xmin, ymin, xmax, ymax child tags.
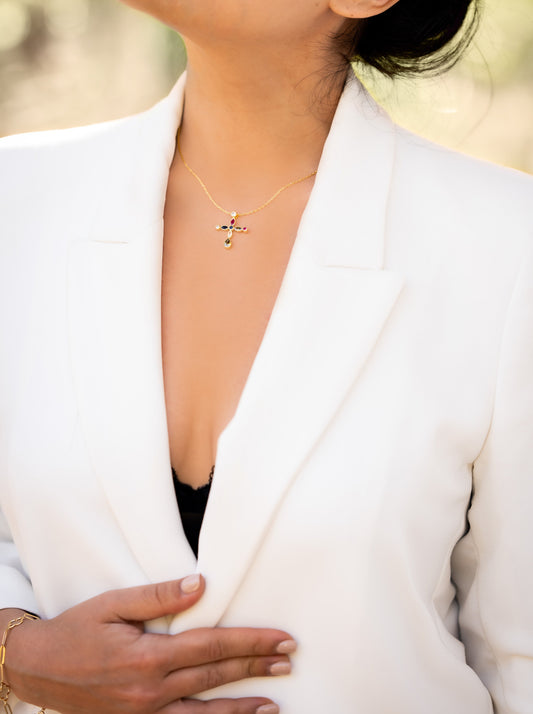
<box><xmin>230</xmin><ymin>219</ymin><xmax>235</xmax><ymax>225</ymax></box>
<box><xmin>243</xmin><ymin>227</ymin><xmax>248</xmax><ymax>232</ymax></box>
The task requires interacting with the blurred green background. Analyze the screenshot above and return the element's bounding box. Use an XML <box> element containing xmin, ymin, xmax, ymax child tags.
<box><xmin>0</xmin><ymin>0</ymin><xmax>532</xmax><ymax>173</ymax></box>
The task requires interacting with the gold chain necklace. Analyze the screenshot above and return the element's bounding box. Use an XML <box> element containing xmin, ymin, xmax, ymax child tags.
<box><xmin>176</xmin><ymin>127</ymin><xmax>318</xmax><ymax>250</ymax></box>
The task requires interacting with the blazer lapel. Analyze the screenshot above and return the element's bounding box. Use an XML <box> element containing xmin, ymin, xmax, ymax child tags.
<box><xmin>66</xmin><ymin>75</ymin><xmax>198</xmax><ymax>584</ymax></box>
<box><xmin>172</xmin><ymin>77</ymin><xmax>404</xmax><ymax>631</ymax></box>
<box><xmin>68</xmin><ymin>73</ymin><xmax>403</xmax><ymax>626</ymax></box>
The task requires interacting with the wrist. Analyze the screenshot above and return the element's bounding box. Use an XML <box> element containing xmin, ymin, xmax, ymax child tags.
<box><xmin>0</xmin><ymin>612</ymin><xmax>42</xmax><ymax>701</ymax></box>
<box><xmin>0</xmin><ymin>609</ymin><xmax>29</xmax><ymax>631</ymax></box>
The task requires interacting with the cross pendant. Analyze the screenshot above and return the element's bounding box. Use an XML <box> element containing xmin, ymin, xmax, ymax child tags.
<box><xmin>216</xmin><ymin>211</ymin><xmax>248</xmax><ymax>249</ymax></box>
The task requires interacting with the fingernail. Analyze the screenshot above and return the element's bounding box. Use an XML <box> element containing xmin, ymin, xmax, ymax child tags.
<box><xmin>256</xmin><ymin>705</ymin><xmax>280</xmax><ymax>714</ymax></box>
<box><xmin>181</xmin><ymin>574</ymin><xmax>201</xmax><ymax>593</ymax></box>
<box><xmin>276</xmin><ymin>639</ymin><xmax>297</xmax><ymax>654</ymax></box>
<box><xmin>270</xmin><ymin>661</ymin><xmax>291</xmax><ymax>676</ymax></box>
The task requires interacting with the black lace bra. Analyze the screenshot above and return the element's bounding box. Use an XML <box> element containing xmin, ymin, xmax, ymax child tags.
<box><xmin>171</xmin><ymin>466</ymin><xmax>213</xmax><ymax>558</ymax></box>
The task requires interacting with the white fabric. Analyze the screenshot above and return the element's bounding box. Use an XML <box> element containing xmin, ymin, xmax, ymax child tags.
<box><xmin>0</xmin><ymin>72</ymin><xmax>532</xmax><ymax>714</ymax></box>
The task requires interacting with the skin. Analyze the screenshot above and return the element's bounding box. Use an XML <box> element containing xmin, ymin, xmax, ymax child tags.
<box><xmin>154</xmin><ymin>0</ymin><xmax>399</xmax><ymax>490</ymax></box>
<box><xmin>1</xmin><ymin>0</ymin><xmax>400</xmax><ymax>712</ymax></box>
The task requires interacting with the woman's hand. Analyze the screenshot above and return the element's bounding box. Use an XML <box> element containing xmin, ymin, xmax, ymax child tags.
<box><xmin>4</xmin><ymin>575</ymin><xmax>294</xmax><ymax>714</ymax></box>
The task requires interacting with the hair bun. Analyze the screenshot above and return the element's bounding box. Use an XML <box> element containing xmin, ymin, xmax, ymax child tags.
<box><xmin>335</xmin><ymin>0</ymin><xmax>480</xmax><ymax>77</ymax></box>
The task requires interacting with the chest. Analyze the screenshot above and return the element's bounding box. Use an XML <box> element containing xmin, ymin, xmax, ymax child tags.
<box><xmin>160</xmin><ymin>180</ymin><xmax>307</xmax><ymax>486</ymax></box>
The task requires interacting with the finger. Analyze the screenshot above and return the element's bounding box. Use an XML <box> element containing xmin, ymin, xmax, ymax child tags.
<box><xmin>159</xmin><ymin>698</ymin><xmax>279</xmax><ymax>714</ymax></box>
<box><xmin>104</xmin><ymin>575</ymin><xmax>206</xmax><ymax>623</ymax></box>
<box><xmin>154</xmin><ymin>628</ymin><xmax>296</xmax><ymax>671</ymax></box>
<box><xmin>161</xmin><ymin>655</ymin><xmax>291</xmax><ymax>700</ymax></box>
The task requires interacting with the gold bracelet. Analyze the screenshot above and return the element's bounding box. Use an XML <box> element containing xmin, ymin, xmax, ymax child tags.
<box><xmin>0</xmin><ymin>613</ymin><xmax>46</xmax><ymax>714</ymax></box>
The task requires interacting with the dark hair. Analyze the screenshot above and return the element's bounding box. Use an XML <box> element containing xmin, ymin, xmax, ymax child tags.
<box><xmin>334</xmin><ymin>0</ymin><xmax>480</xmax><ymax>77</ymax></box>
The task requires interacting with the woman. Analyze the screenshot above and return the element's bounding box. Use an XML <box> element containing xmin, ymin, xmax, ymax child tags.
<box><xmin>0</xmin><ymin>0</ymin><xmax>532</xmax><ymax>713</ymax></box>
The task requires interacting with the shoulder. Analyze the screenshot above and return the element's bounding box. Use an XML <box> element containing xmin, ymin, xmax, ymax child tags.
<box><xmin>393</xmin><ymin>124</ymin><xmax>532</xmax><ymax>224</ymax></box>
<box><xmin>0</xmin><ymin>116</ymin><xmax>141</xmax><ymax>259</ymax></box>
<box><xmin>0</xmin><ymin>77</ymin><xmax>182</xmax><ymax>193</ymax></box>
<box><xmin>0</xmin><ymin>79</ymin><xmax>184</xmax><ymax>249</ymax></box>
<box><xmin>0</xmin><ymin>110</ymin><xmax>146</xmax><ymax>188</ymax></box>
<box><xmin>344</xmin><ymin>77</ymin><xmax>532</xmax><ymax>260</ymax></box>
<box><xmin>388</xmin><ymin>123</ymin><xmax>533</xmax><ymax>272</ymax></box>
<box><xmin>0</xmin><ymin>115</ymin><xmax>127</xmax><ymax>149</ymax></box>
<box><xmin>0</xmin><ymin>115</ymin><xmax>136</xmax><ymax>217</ymax></box>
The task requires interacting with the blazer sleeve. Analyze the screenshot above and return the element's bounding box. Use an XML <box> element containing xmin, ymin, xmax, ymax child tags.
<box><xmin>0</xmin><ymin>133</ymin><xmax>55</xmax><ymax>616</ymax></box>
<box><xmin>451</xmin><ymin>243</ymin><xmax>533</xmax><ymax>714</ymax></box>
<box><xmin>0</xmin><ymin>506</ymin><xmax>40</xmax><ymax>614</ymax></box>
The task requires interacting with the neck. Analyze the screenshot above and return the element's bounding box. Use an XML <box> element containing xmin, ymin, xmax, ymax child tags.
<box><xmin>176</xmin><ymin>41</ymin><xmax>347</xmax><ymax>200</ymax></box>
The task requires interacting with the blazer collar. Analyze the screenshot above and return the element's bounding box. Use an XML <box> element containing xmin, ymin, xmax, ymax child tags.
<box><xmin>319</xmin><ymin>75</ymin><xmax>397</xmax><ymax>269</ymax></box>
<box><xmin>82</xmin><ymin>72</ymin><xmax>186</xmax><ymax>243</ymax></box>
<box><xmin>66</xmin><ymin>71</ymin><xmax>403</xmax><ymax>629</ymax></box>
<box><xmin>83</xmin><ymin>71</ymin><xmax>395</xmax><ymax>268</ymax></box>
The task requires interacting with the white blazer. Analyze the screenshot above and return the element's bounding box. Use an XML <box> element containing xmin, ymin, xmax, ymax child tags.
<box><xmin>0</xmin><ymin>72</ymin><xmax>532</xmax><ymax>714</ymax></box>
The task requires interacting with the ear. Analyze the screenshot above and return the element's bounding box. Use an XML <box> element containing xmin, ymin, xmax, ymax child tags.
<box><xmin>329</xmin><ymin>0</ymin><xmax>401</xmax><ymax>20</ymax></box>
